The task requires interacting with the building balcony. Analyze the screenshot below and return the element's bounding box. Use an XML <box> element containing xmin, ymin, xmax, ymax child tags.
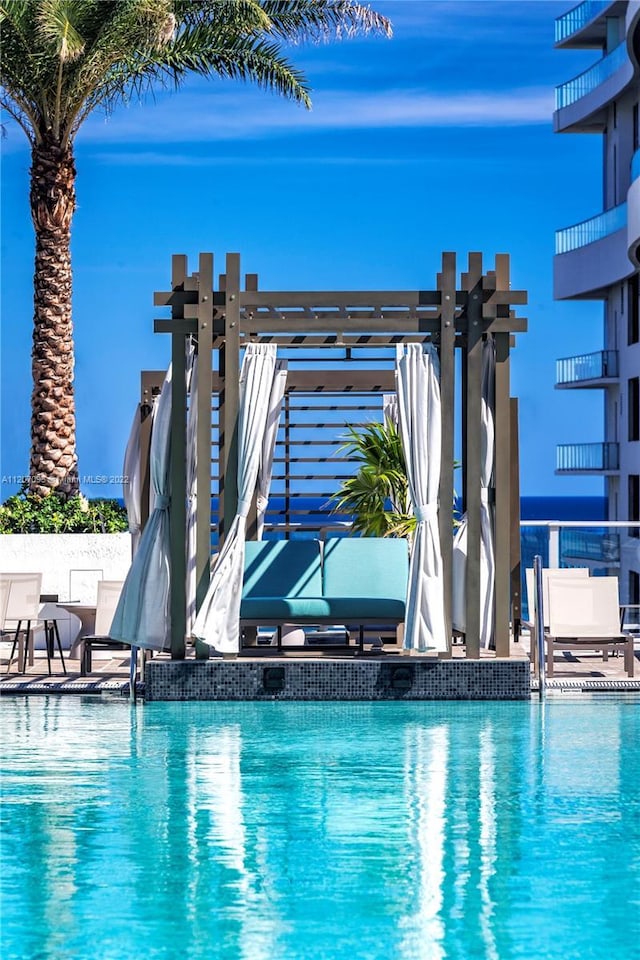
<box><xmin>554</xmin><ymin>202</ymin><xmax>633</xmax><ymax>299</ymax></box>
<box><xmin>555</xmin><ymin>1</ymin><xmax>622</xmax><ymax>48</ymax></box>
<box><xmin>556</xmin><ymin>442</ymin><xmax>620</xmax><ymax>474</ymax></box>
<box><xmin>554</xmin><ymin>40</ymin><xmax>633</xmax><ymax>131</ymax></box>
<box><xmin>556</xmin><ymin>350</ymin><xmax>619</xmax><ymax>387</ymax></box>
<box><xmin>629</xmin><ymin>148</ymin><xmax>640</xmax><ymax>266</ymax></box>
<box><xmin>556</xmin><ymin>204</ymin><xmax>627</xmax><ymax>253</ymax></box>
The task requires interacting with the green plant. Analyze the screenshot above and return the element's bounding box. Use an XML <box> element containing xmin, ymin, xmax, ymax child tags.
<box><xmin>329</xmin><ymin>419</ymin><xmax>461</xmax><ymax>538</ymax></box>
<box><xmin>329</xmin><ymin>420</ymin><xmax>415</xmax><ymax>538</ymax></box>
<box><xmin>0</xmin><ymin>488</ymin><xmax>128</xmax><ymax>534</ymax></box>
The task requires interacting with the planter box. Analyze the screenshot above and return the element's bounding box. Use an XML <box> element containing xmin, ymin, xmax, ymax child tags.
<box><xmin>0</xmin><ymin>533</ymin><xmax>131</xmax><ymax>649</ymax></box>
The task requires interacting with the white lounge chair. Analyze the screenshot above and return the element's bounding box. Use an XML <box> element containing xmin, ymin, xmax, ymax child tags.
<box><xmin>1</xmin><ymin>573</ymin><xmax>43</xmax><ymax>673</ymax></box>
<box><xmin>546</xmin><ymin>576</ymin><xmax>635</xmax><ymax>678</ymax></box>
<box><xmin>525</xmin><ymin>566</ymin><xmax>590</xmax><ymax>629</ymax></box>
<box><xmin>79</xmin><ymin>580</ymin><xmax>127</xmax><ymax>676</ymax></box>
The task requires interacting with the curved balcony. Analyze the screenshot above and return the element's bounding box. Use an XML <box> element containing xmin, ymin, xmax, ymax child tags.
<box><xmin>556</xmin><ymin>442</ymin><xmax>620</xmax><ymax>474</ymax></box>
<box><xmin>630</xmin><ymin>148</ymin><xmax>640</xmax><ymax>266</ymax></box>
<box><xmin>556</xmin><ymin>350</ymin><xmax>619</xmax><ymax>387</ymax></box>
<box><xmin>554</xmin><ymin>202</ymin><xmax>633</xmax><ymax>299</ymax></box>
<box><xmin>555</xmin><ymin>1</ymin><xmax>621</xmax><ymax>48</ymax></box>
<box><xmin>555</xmin><ymin>203</ymin><xmax>627</xmax><ymax>253</ymax></box>
<box><xmin>554</xmin><ymin>41</ymin><xmax>634</xmax><ymax>131</ymax></box>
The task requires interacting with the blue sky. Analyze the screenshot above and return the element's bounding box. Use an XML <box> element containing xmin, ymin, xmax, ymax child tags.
<box><xmin>1</xmin><ymin>0</ymin><xmax>606</xmax><ymax>500</ymax></box>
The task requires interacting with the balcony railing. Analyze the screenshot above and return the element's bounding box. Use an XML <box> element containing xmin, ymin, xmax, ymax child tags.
<box><xmin>561</xmin><ymin>529</ymin><xmax>621</xmax><ymax>563</ymax></box>
<box><xmin>555</xmin><ymin>202</ymin><xmax>627</xmax><ymax>253</ymax></box>
<box><xmin>632</xmin><ymin>148</ymin><xmax>640</xmax><ymax>182</ymax></box>
<box><xmin>555</xmin><ymin>1</ymin><xmax>610</xmax><ymax>44</ymax></box>
<box><xmin>556</xmin><ymin>350</ymin><xmax>618</xmax><ymax>384</ymax></box>
<box><xmin>556</xmin><ymin>442</ymin><xmax>619</xmax><ymax>472</ymax></box>
<box><xmin>519</xmin><ymin>521</ymin><xmax>640</xmax><ymax>619</ymax></box>
<box><xmin>555</xmin><ymin>41</ymin><xmax>627</xmax><ymax>110</ymax></box>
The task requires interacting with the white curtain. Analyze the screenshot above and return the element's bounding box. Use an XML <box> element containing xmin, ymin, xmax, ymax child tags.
<box><xmin>186</xmin><ymin>345</ymin><xmax>199</xmax><ymax>635</ymax></box>
<box><xmin>123</xmin><ymin>405</ymin><xmax>142</xmax><ymax>557</ymax></box>
<box><xmin>193</xmin><ymin>344</ymin><xmax>277</xmax><ymax>654</ymax></box>
<box><xmin>452</xmin><ymin>338</ymin><xmax>496</xmax><ymax>648</ymax></box>
<box><xmin>256</xmin><ymin>359</ymin><xmax>287</xmax><ymax>540</ymax></box>
<box><xmin>383</xmin><ymin>392</ymin><xmax>398</xmax><ymax>427</ymax></box>
<box><xmin>110</xmin><ymin>367</ymin><xmax>172</xmax><ymax>652</ymax></box>
<box><xmin>395</xmin><ymin>343</ymin><xmax>448</xmax><ymax>653</ymax></box>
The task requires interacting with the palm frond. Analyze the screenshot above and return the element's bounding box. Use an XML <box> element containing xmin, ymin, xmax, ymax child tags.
<box><xmin>329</xmin><ymin>419</ymin><xmax>411</xmax><ymax>537</ymax></box>
<box><xmin>36</xmin><ymin>0</ymin><xmax>88</xmax><ymax>61</ymax></box>
<box><xmin>1</xmin><ymin>0</ymin><xmax>390</xmax><ymax>144</ymax></box>
<box><xmin>260</xmin><ymin>1</ymin><xmax>392</xmax><ymax>41</ymax></box>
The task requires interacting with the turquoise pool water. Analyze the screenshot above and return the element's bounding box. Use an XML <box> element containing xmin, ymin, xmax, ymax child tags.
<box><xmin>1</xmin><ymin>698</ymin><xmax>639</xmax><ymax>960</ymax></box>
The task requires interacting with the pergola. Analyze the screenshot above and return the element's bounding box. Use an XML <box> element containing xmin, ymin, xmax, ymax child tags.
<box><xmin>146</xmin><ymin>250</ymin><xmax>527</xmax><ymax>660</ymax></box>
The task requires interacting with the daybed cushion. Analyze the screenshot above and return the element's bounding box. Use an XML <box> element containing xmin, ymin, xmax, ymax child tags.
<box><xmin>322</xmin><ymin>536</ymin><xmax>409</xmax><ymax>614</ymax></box>
<box><xmin>241</xmin><ymin>540</ymin><xmax>323</xmax><ymax>619</ymax></box>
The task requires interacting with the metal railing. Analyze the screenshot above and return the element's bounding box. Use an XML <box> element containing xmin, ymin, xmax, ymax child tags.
<box><xmin>533</xmin><ymin>555</ymin><xmax>546</xmax><ymax>697</ymax></box>
<box><xmin>561</xmin><ymin>529</ymin><xmax>621</xmax><ymax>563</ymax></box>
<box><xmin>556</xmin><ymin>349</ymin><xmax>618</xmax><ymax>384</ymax></box>
<box><xmin>555</xmin><ymin>1</ymin><xmax>610</xmax><ymax>44</ymax></box>
<box><xmin>520</xmin><ymin>521</ymin><xmax>640</xmax><ymax>622</ymax></box>
<box><xmin>555</xmin><ymin>202</ymin><xmax>627</xmax><ymax>253</ymax></box>
<box><xmin>555</xmin><ymin>41</ymin><xmax>627</xmax><ymax>110</ymax></box>
<box><xmin>556</xmin><ymin>442</ymin><xmax>620</xmax><ymax>472</ymax></box>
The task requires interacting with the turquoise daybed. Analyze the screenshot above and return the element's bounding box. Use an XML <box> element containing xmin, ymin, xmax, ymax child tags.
<box><xmin>241</xmin><ymin>537</ymin><xmax>409</xmax><ymax>651</ymax></box>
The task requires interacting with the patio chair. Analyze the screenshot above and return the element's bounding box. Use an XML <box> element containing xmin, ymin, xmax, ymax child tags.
<box><xmin>525</xmin><ymin>566</ymin><xmax>590</xmax><ymax>629</ymax></box>
<box><xmin>2</xmin><ymin>573</ymin><xmax>44</xmax><ymax>673</ymax></box>
<box><xmin>79</xmin><ymin>580</ymin><xmax>127</xmax><ymax>676</ymax></box>
<box><xmin>546</xmin><ymin>576</ymin><xmax>635</xmax><ymax>678</ymax></box>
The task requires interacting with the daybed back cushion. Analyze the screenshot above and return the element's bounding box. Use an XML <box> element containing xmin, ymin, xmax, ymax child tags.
<box><xmin>322</xmin><ymin>537</ymin><xmax>409</xmax><ymax>618</ymax></box>
<box><xmin>243</xmin><ymin>540</ymin><xmax>322</xmax><ymax>599</ymax></box>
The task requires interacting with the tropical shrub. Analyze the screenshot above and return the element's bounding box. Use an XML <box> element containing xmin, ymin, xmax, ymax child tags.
<box><xmin>330</xmin><ymin>419</ymin><xmax>461</xmax><ymax>538</ymax></box>
<box><xmin>0</xmin><ymin>488</ymin><xmax>128</xmax><ymax>534</ymax></box>
<box><xmin>329</xmin><ymin>421</ymin><xmax>415</xmax><ymax>538</ymax></box>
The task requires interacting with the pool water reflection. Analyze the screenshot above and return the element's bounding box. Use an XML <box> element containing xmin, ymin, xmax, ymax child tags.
<box><xmin>1</xmin><ymin>698</ymin><xmax>638</xmax><ymax>960</ymax></box>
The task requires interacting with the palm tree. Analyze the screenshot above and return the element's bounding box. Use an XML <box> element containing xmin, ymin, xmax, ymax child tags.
<box><xmin>330</xmin><ymin>420</ymin><xmax>416</xmax><ymax>538</ymax></box>
<box><xmin>0</xmin><ymin>1</ymin><xmax>391</xmax><ymax>498</ymax></box>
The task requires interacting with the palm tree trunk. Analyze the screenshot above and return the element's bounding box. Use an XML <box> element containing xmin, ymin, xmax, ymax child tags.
<box><xmin>29</xmin><ymin>138</ymin><xmax>78</xmax><ymax>497</ymax></box>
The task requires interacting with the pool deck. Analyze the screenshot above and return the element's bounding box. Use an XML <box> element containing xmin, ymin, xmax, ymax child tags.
<box><xmin>1</xmin><ymin>632</ymin><xmax>638</xmax><ymax>698</ymax></box>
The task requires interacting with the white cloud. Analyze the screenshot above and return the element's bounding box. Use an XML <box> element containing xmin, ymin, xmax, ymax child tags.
<box><xmin>74</xmin><ymin>85</ymin><xmax>552</xmax><ymax>147</ymax></box>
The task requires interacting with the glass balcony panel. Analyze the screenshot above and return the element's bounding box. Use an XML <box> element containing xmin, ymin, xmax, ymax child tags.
<box><xmin>556</xmin><ymin>442</ymin><xmax>619</xmax><ymax>471</ymax></box>
<box><xmin>555</xmin><ymin>41</ymin><xmax>627</xmax><ymax>110</ymax></box>
<box><xmin>556</xmin><ymin>350</ymin><xmax>618</xmax><ymax>384</ymax></box>
<box><xmin>555</xmin><ymin>1</ymin><xmax>610</xmax><ymax>44</ymax></box>
<box><xmin>555</xmin><ymin>202</ymin><xmax>627</xmax><ymax>254</ymax></box>
<box><xmin>561</xmin><ymin>529</ymin><xmax>621</xmax><ymax>563</ymax></box>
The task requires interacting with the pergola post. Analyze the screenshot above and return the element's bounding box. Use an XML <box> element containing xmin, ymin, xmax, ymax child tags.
<box><xmin>437</xmin><ymin>252</ymin><xmax>457</xmax><ymax>657</ymax></box>
<box><xmin>462</xmin><ymin>253</ymin><xmax>484</xmax><ymax>660</ymax></box>
<box><xmin>219</xmin><ymin>253</ymin><xmax>241</xmax><ymax>544</ymax></box>
<box><xmin>510</xmin><ymin>397</ymin><xmax>522</xmax><ymax>642</ymax></box>
<box><xmin>195</xmin><ymin>254</ymin><xmax>214</xmax><ymax>615</ymax></box>
<box><xmin>168</xmin><ymin>255</ymin><xmax>188</xmax><ymax>660</ymax></box>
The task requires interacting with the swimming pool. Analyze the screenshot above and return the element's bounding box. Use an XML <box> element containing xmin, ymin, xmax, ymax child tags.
<box><xmin>1</xmin><ymin>698</ymin><xmax>638</xmax><ymax>960</ymax></box>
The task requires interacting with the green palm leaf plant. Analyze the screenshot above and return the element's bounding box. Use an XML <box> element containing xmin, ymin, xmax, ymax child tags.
<box><xmin>329</xmin><ymin>420</ymin><xmax>416</xmax><ymax>539</ymax></box>
<box><xmin>330</xmin><ymin>418</ymin><xmax>461</xmax><ymax>538</ymax></box>
<box><xmin>1</xmin><ymin>0</ymin><xmax>391</xmax><ymax>499</ymax></box>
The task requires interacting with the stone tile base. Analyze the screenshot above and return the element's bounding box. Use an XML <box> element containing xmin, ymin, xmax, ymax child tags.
<box><xmin>145</xmin><ymin>657</ymin><xmax>530</xmax><ymax>701</ymax></box>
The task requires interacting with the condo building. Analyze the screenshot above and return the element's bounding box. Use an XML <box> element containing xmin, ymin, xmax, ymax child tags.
<box><xmin>554</xmin><ymin>0</ymin><xmax>640</xmax><ymax>604</ymax></box>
